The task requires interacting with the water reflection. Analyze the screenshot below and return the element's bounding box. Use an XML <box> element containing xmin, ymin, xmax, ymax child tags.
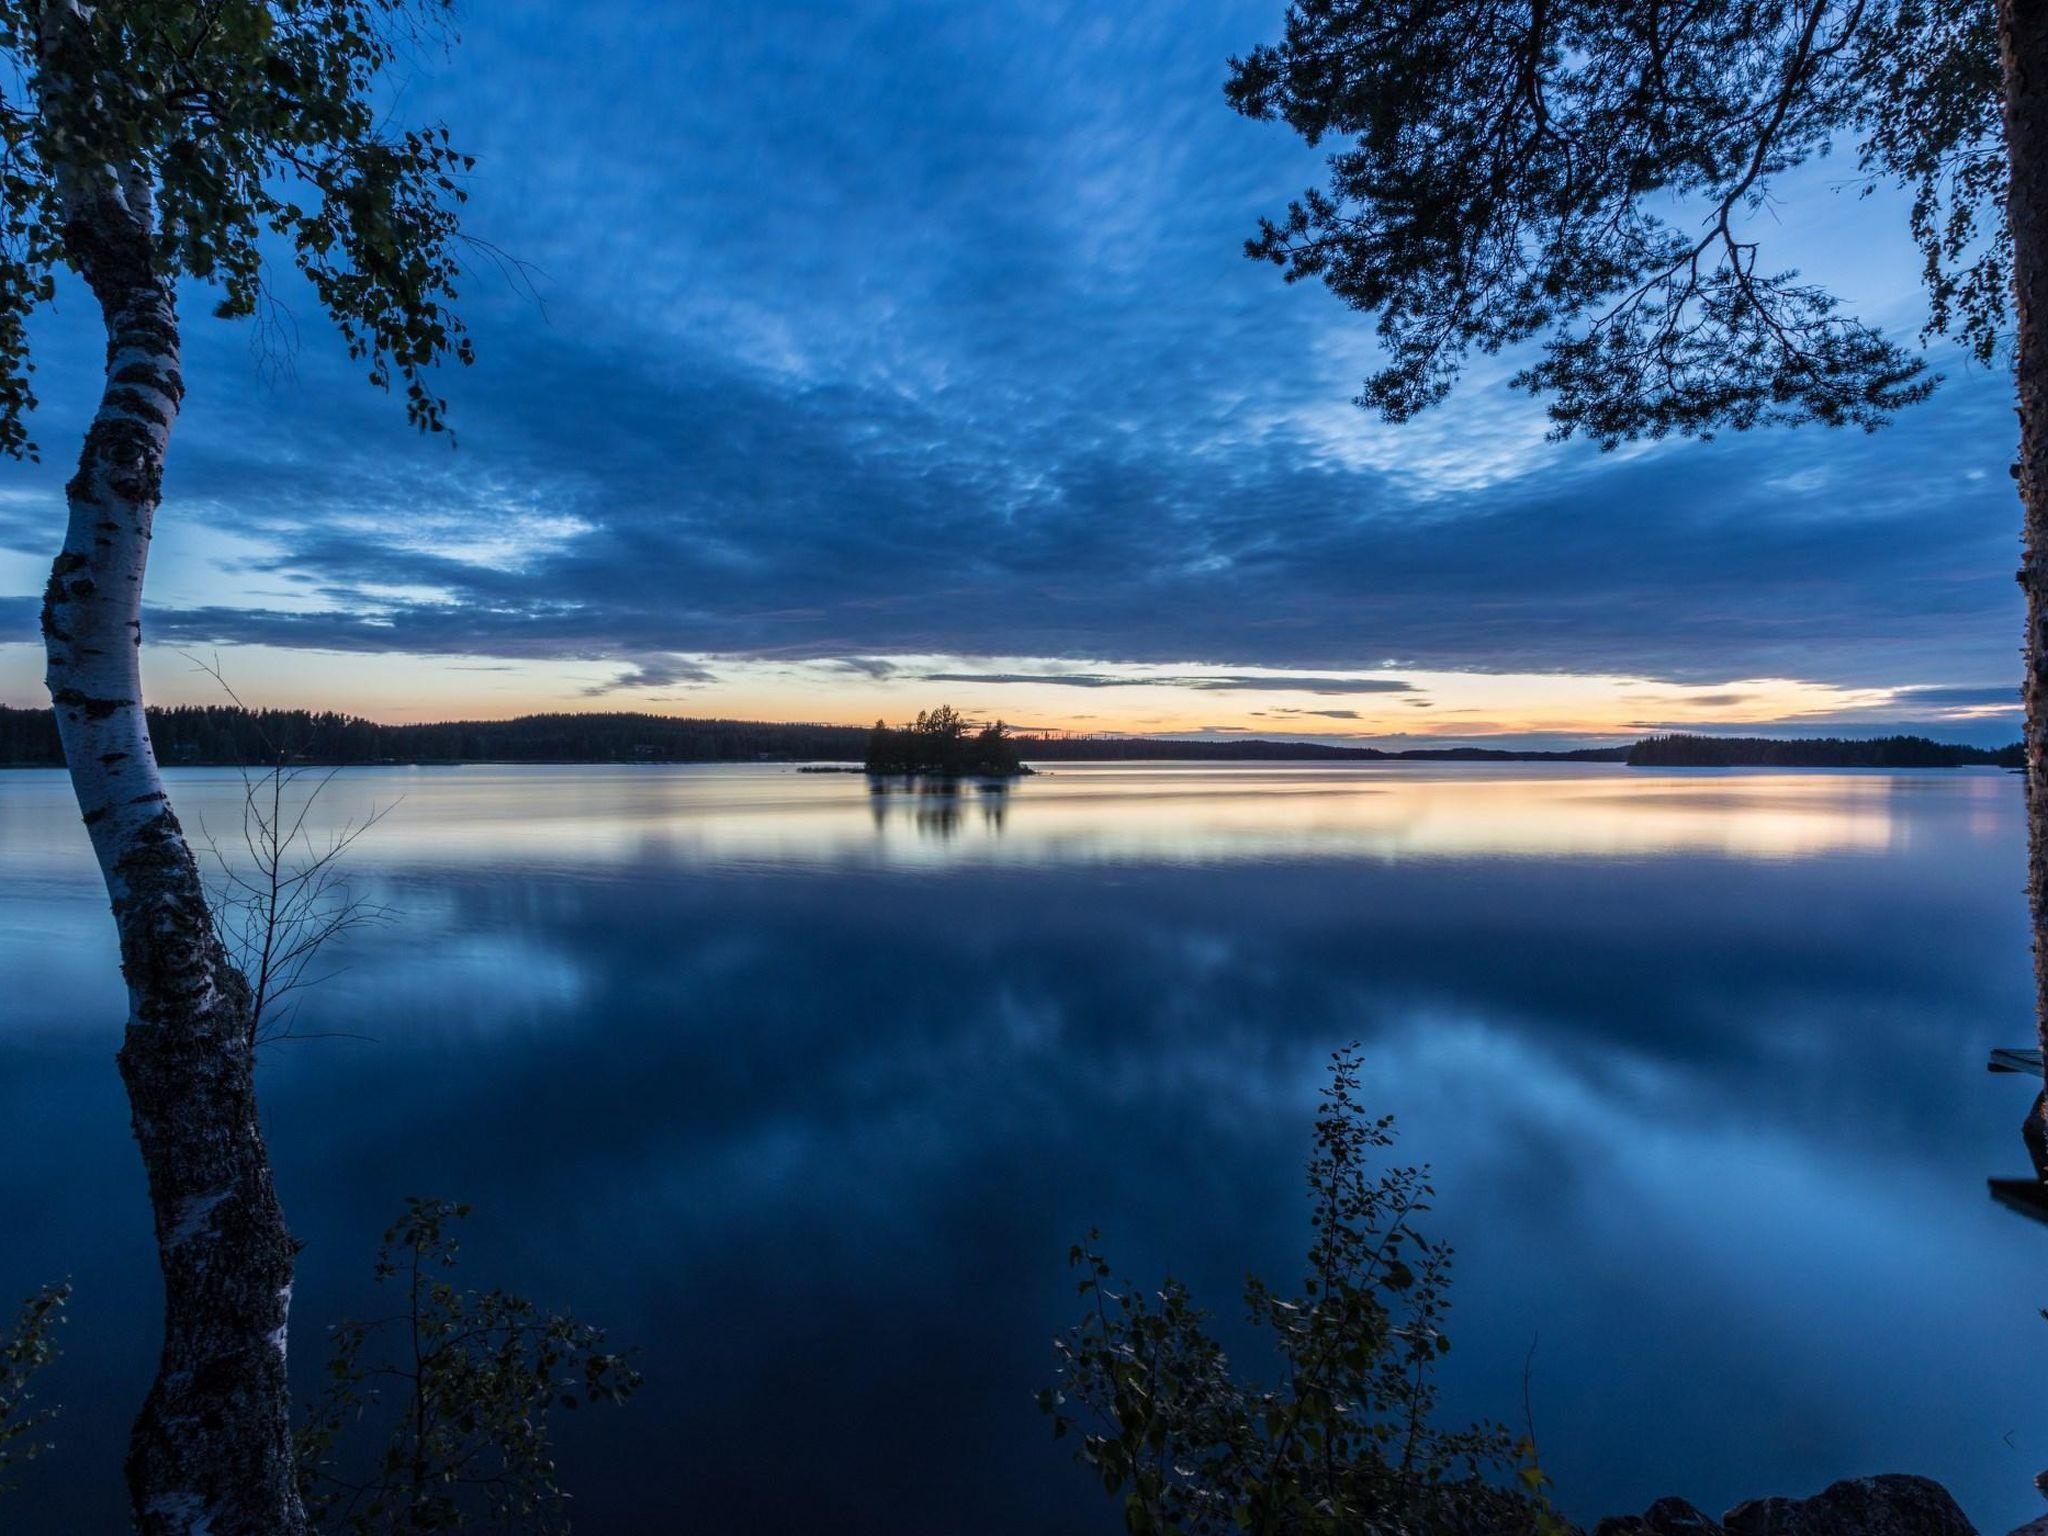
<box><xmin>0</xmin><ymin>763</ymin><xmax>2039</xmax><ymax>1534</ymax></box>
<box><xmin>0</xmin><ymin>763</ymin><xmax>1966</xmax><ymax>883</ymax></box>
<box><xmin>1985</xmin><ymin>1047</ymin><xmax>2048</xmax><ymax>1223</ymax></box>
<box><xmin>866</xmin><ymin>775</ymin><xmax>1013</xmax><ymax>839</ymax></box>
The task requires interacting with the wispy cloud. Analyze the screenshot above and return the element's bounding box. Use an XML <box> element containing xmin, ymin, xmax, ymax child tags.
<box><xmin>1895</xmin><ymin>683</ymin><xmax>2017</xmax><ymax>707</ymax></box>
<box><xmin>915</xmin><ymin>671</ymin><xmax>1414</xmax><ymax>694</ymax></box>
<box><xmin>832</xmin><ymin>657</ymin><xmax>898</xmax><ymax>679</ymax></box>
<box><xmin>580</xmin><ymin>657</ymin><xmax>719</xmax><ymax>696</ymax></box>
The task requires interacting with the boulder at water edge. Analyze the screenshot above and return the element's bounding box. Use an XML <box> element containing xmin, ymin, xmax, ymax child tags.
<box><xmin>1600</xmin><ymin>1476</ymin><xmax>1978</xmax><ymax>1536</ymax></box>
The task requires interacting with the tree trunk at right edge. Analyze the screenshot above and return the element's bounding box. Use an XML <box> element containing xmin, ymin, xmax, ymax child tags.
<box><xmin>2001</xmin><ymin>1</ymin><xmax>2048</xmax><ymax>1085</ymax></box>
<box><xmin>43</xmin><ymin>187</ymin><xmax>309</xmax><ymax>1536</ymax></box>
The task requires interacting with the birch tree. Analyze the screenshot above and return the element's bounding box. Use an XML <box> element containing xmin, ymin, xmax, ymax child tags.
<box><xmin>0</xmin><ymin>4</ymin><xmax>470</xmax><ymax>1531</ymax></box>
<box><xmin>1227</xmin><ymin>3</ymin><xmax>2048</xmax><ymax>1061</ymax></box>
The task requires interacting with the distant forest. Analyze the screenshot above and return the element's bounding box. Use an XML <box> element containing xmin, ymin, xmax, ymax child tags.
<box><xmin>1625</xmin><ymin>734</ymin><xmax>2023</xmax><ymax>768</ymax></box>
<box><xmin>0</xmin><ymin>706</ymin><xmax>2019</xmax><ymax>769</ymax></box>
<box><xmin>0</xmin><ymin>707</ymin><xmax>874</xmax><ymax>767</ymax></box>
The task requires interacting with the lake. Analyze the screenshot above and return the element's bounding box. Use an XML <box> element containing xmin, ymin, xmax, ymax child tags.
<box><xmin>1</xmin><ymin>761</ymin><xmax>2042</xmax><ymax>1533</ymax></box>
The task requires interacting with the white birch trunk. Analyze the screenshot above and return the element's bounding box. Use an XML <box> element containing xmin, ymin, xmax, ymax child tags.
<box><xmin>40</xmin><ymin>174</ymin><xmax>308</xmax><ymax>1536</ymax></box>
<box><xmin>2002</xmin><ymin>1</ymin><xmax>2048</xmax><ymax>1133</ymax></box>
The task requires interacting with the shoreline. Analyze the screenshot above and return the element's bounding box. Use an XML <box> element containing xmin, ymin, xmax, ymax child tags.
<box><xmin>0</xmin><ymin>755</ymin><xmax>2021</xmax><ymax>772</ymax></box>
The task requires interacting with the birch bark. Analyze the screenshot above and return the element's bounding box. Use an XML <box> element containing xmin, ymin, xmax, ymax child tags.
<box><xmin>2002</xmin><ymin>1</ymin><xmax>2048</xmax><ymax>1085</ymax></box>
<box><xmin>40</xmin><ymin>172</ymin><xmax>308</xmax><ymax>1536</ymax></box>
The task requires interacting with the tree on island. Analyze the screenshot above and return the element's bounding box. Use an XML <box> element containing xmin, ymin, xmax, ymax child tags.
<box><xmin>2</xmin><ymin>2</ymin><xmax>472</xmax><ymax>1529</ymax></box>
<box><xmin>1228</xmin><ymin>2</ymin><xmax>2048</xmax><ymax>1074</ymax></box>
<box><xmin>866</xmin><ymin>706</ymin><xmax>1030</xmax><ymax>776</ymax></box>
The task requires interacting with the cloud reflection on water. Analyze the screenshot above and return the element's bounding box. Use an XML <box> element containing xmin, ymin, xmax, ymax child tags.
<box><xmin>0</xmin><ymin>763</ymin><xmax>2040</xmax><ymax>1534</ymax></box>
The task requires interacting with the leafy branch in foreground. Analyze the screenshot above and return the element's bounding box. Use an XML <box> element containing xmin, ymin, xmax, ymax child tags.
<box><xmin>0</xmin><ymin>1283</ymin><xmax>68</xmax><ymax>1497</ymax></box>
<box><xmin>296</xmin><ymin>1199</ymin><xmax>641</xmax><ymax>1536</ymax></box>
<box><xmin>1041</xmin><ymin>1048</ymin><xmax>1561</xmax><ymax>1536</ymax></box>
<box><xmin>1225</xmin><ymin>1</ymin><xmax>1973</xmax><ymax>445</ymax></box>
<box><xmin>0</xmin><ymin>0</ymin><xmax>480</xmax><ymax>457</ymax></box>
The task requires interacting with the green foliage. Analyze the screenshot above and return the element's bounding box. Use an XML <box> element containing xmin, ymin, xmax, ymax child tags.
<box><xmin>295</xmin><ymin>1199</ymin><xmax>640</xmax><ymax>1535</ymax></box>
<box><xmin>1226</xmin><ymin>1</ymin><xmax>1997</xmax><ymax>445</ymax></box>
<box><xmin>866</xmin><ymin>706</ymin><xmax>1029</xmax><ymax>776</ymax></box>
<box><xmin>0</xmin><ymin>0</ymin><xmax>475</xmax><ymax>456</ymax></box>
<box><xmin>0</xmin><ymin>1283</ymin><xmax>68</xmax><ymax>1496</ymax></box>
<box><xmin>1040</xmin><ymin>1049</ymin><xmax>1563</xmax><ymax>1536</ymax></box>
<box><xmin>1853</xmin><ymin>0</ymin><xmax>2007</xmax><ymax>366</ymax></box>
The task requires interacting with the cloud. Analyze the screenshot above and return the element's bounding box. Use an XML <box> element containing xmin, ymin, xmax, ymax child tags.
<box><xmin>580</xmin><ymin>657</ymin><xmax>719</xmax><ymax>696</ymax></box>
<box><xmin>0</xmin><ymin>0</ymin><xmax>2023</xmax><ymax>711</ymax></box>
<box><xmin>914</xmin><ymin>671</ymin><xmax>1413</xmax><ymax>694</ymax></box>
<box><xmin>112</xmin><ymin>347</ymin><xmax>2010</xmax><ymax>696</ymax></box>
<box><xmin>1895</xmin><ymin>683</ymin><xmax>2017</xmax><ymax>707</ymax></box>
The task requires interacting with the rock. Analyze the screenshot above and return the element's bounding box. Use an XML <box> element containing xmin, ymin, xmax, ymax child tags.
<box><xmin>1722</xmin><ymin>1476</ymin><xmax>1976</xmax><ymax>1536</ymax></box>
<box><xmin>2003</xmin><ymin>1518</ymin><xmax>2048</xmax><ymax>1536</ymax></box>
<box><xmin>2024</xmin><ymin>1090</ymin><xmax>2048</xmax><ymax>1183</ymax></box>
<box><xmin>1595</xmin><ymin>1497</ymin><xmax>1725</xmax><ymax>1536</ymax></box>
<box><xmin>1598</xmin><ymin>1476</ymin><xmax>1979</xmax><ymax>1536</ymax></box>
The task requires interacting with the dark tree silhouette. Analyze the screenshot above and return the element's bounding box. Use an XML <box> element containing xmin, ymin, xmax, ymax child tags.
<box><xmin>0</xmin><ymin>704</ymin><xmax>880</xmax><ymax>767</ymax></box>
<box><xmin>864</xmin><ymin>707</ymin><xmax>1029</xmax><ymax>776</ymax></box>
<box><xmin>1228</xmin><ymin>0</ymin><xmax>2048</xmax><ymax>1065</ymax></box>
<box><xmin>0</xmin><ymin>702</ymin><xmax>2016</xmax><ymax>767</ymax></box>
<box><xmin>295</xmin><ymin>1200</ymin><xmax>639</xmax><ymax>1536</ymax></box>
<box><xmin>1042</xmin><ymin>1049</ymin><xmax>1560</xmax><ymax>1536</ymax></box>
<box><xmin>1627</xmin><ymin>732</ymin><xmax>2017</xmax><ymax>767</ymax></box>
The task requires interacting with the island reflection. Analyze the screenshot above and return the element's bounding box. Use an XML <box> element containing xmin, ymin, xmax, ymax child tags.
<box><xmin>866</xmin><ymin>774</ymin><xmax>1013</xmax><ymax>839</ymax></box>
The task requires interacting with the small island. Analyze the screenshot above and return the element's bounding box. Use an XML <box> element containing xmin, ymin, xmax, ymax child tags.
<box><xmin>864</xmin><ymin>706</ymin><xmax>1033</xmax><ymax>777</ymax></box>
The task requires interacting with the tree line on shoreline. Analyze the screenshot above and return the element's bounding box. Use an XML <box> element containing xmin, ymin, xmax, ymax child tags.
<box><xmin>0</xmin><ymin>705</ymin><xmax>2018</xmax><ymax>770</ymax></box>
<box><xmin>1626</xmin><ymin>734</ymin><xmax>2022</xmax><ymax>768</ymax></box>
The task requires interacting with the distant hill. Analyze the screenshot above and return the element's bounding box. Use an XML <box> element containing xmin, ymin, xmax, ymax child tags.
<box><xmin>0</xmin><ymin>705</ymin><xmax>1632</xmax><ymax>766</ymax></box>
<box><xmin>0</xmin><ymin>706</ymin><xmax>2019</xmax><ymax>770</ymax></box>
<box><xmin>1018</xmin><ymin>734</ymin><xmax>1629</xmax><ymax>763</ymax></box>
<box><xmin>0</xmin><ymin>706</ymin><xmax>871</xmax><ymax>767</ymax></box>
<box><xmin>1625</xmin><ymin>733</ymin><xmax>2023</xmax><ymax>768</ymax></box>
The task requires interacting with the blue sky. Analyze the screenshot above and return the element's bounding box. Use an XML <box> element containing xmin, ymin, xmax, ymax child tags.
<box><xmin>0</xmin><ymin>0</ymin><xmax>2026</xmax><ymax>745</ymax></box>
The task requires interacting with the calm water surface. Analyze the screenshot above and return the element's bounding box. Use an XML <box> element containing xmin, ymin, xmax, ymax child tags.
<box><xmin>1</xmin><ymin>762</ymin><xmax>2042</xmax><ymax>1532</ymax></box>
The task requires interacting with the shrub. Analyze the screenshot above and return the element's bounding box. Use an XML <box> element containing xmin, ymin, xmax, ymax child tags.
<box><xmin>1040</xmin><ymin>1049</ymin><xmax>1560</xmax><ymax>1536</ymax></box>
<box><xmin>296</xmin><ymin>1200</ymin><xmax>639</xmax><ymax>1534</ymax></box>
<box><xmin>0</xmin><ymin>1284</ymin><xmax>67</xmax><ymax>1496</ymax></box>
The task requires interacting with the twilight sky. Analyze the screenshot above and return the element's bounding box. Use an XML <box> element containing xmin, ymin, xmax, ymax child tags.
<box><xmin>0</xmin><ymin>0</ymin><xmax>2027</xmax><ymax>746</ymax></box>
